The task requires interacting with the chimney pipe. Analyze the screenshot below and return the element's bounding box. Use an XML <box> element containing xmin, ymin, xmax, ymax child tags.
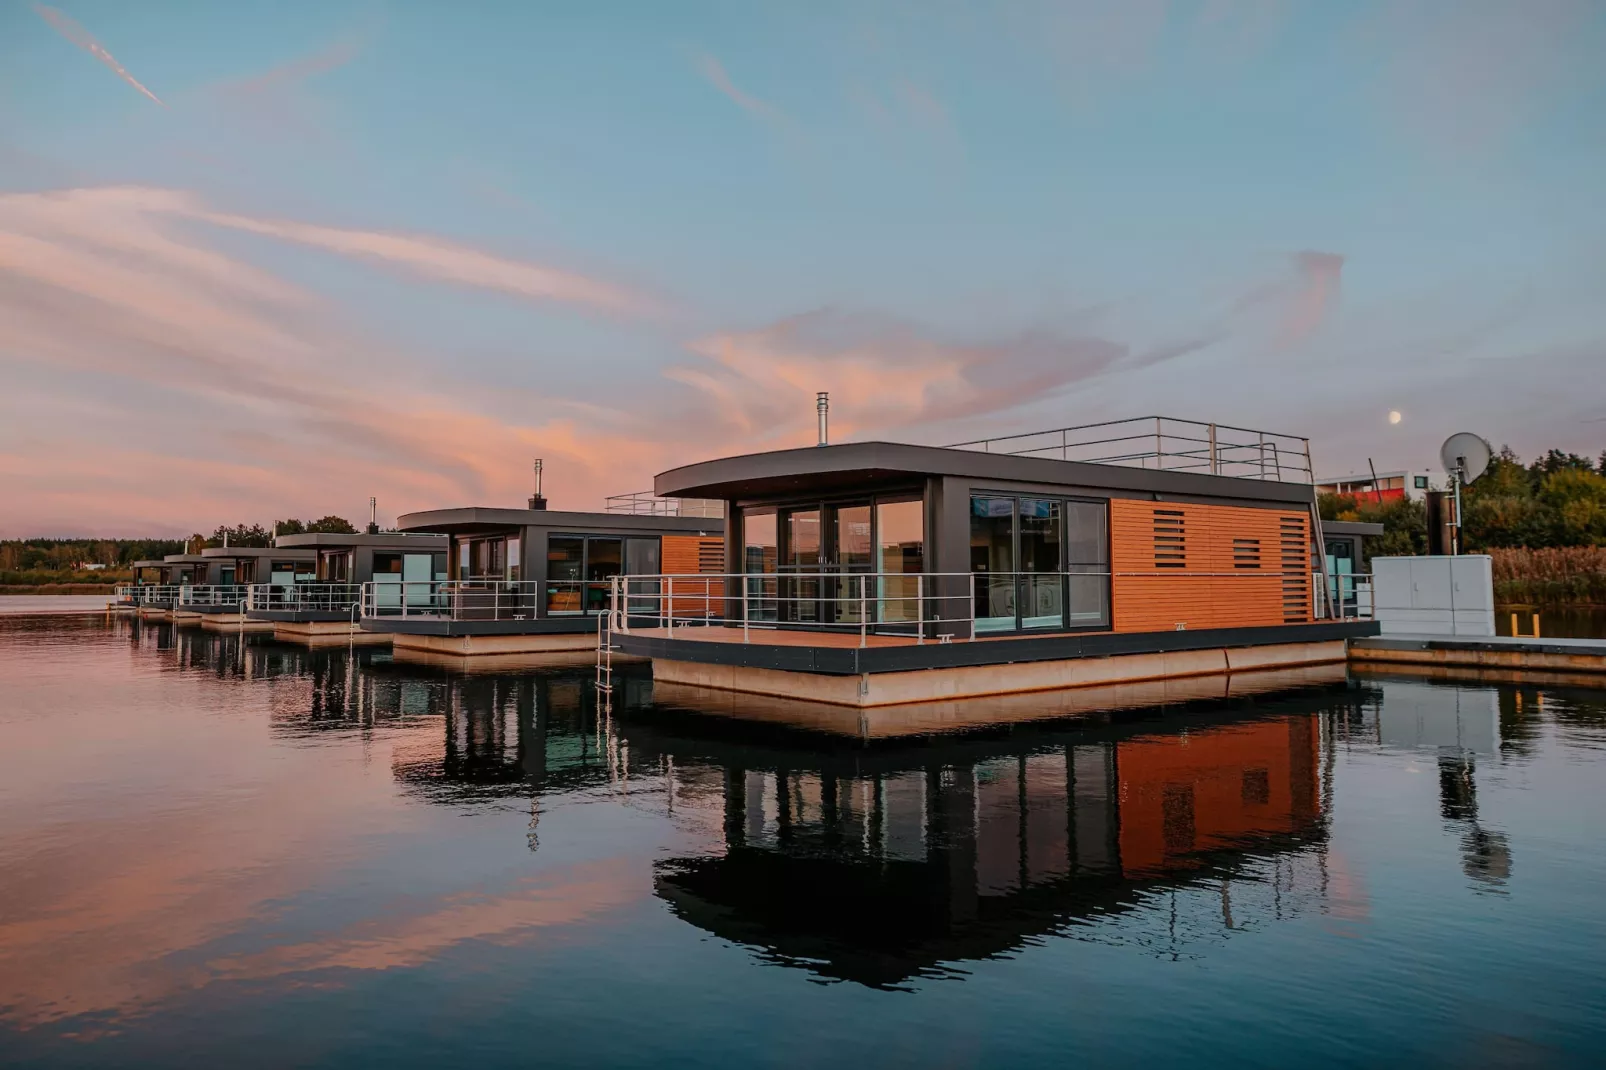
<box><xmin>528</xmin><ymin>458</ymin><xmax>547</xmax><ymax>510</ymax></box>
<box><xmin>367</xmin><ymin>496</ymin><xmax>379</xmax><ymax>535</ymax></box>
<box><xmin>817</xmin><ymin>392</ymin><xmax>829</xmax><ymax>447</ymax></box>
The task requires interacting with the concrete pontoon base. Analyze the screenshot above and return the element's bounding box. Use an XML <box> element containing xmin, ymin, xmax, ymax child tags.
<box><xmin>391</xmin><ymin>647</ymin><xmax>631</xmax><ymax>673</ymax></box>
<box><xmin>136</xmin><ymin>606</ymin><xmax>171</xmax><ymax>620</ymax></box>
<box><xmin>200</xmin><ymin>613</ymin><xmax>274</xmax><ymax>633</ymax></box>
<box><xmin>650</xmin><ymin>639</ymin><xmax>1348</xmax><ymax>708</ymax></box>
<box><xmin>388</xmin><ymin>631</ymin><xmax>597</xmax><ymax>657</ymax></box>
<box><xmin>274</xmin><ymin>621</ymin><xmax>391</xmax><ymax>647</ymax></box>
<box><xmin>170</xmin><ymin>609</ymin><xmax>203</xmax><ymax>624</ymax></box>
<box><xmin>653</xmin><ymin>661</ymin><xmax>1348</xmax><ymax>738</ymax></box>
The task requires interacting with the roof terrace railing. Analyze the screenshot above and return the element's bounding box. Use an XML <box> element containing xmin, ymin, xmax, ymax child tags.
<box><xmin>605</xmin><ymin>492</ymin><xmax>725</xmax><ymax>518</ymax></box>
<box><xmin>945</xmin><ymin>416</ymin><xmax>1314</xmax><ymax>483</ymax></box>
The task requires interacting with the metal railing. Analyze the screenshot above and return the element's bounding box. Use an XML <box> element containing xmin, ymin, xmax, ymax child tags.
<box><xmin>122</xmin><ymin>584</ymin><xmax>180</xmax><ymax>605</ymax></box>
<box><xmin>246</xmin><ymin>583</ymin><xmax>364</xmax><ymax>613</ymax></box>
<box><xmin>946</xmin><ymin>416</ymin><xmax>1314</xmax><ymax>483</ymax></box>
<box><xmin>604</xmin><ymin>491</ymin><xmax>725</xmax><ymax>518</ymax></box>
<box><xmin>1327</xmin><ymin>572</ymin><xmax>1374</xmax><ymax>620</ymax></box>
<box><xmin>358</xmin><ymin>579</ymin><xmax>623</xmax><ymax>620</ymax></box>
<box><xmin>608</xmin><ymin>566</ymin><xmax>1371</xmax><ymax>647</ymax></box>
<box><xmin>176</xmin><ymin>584</ymin><xmax>251</xmax><ymax>608</ymax></box>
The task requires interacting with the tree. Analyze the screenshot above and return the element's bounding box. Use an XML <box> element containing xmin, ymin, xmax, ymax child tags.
<box><xmin>273</xmin><ymin>518</ymin><xmax>307</xmax><ymax>536</ymax></box>
<box><xmin>305</xmin><ymin>515</ymin><xmax>357</xmax><ymax>534</ymax></box>
<box><xmin>206</xmin><ymin>524</ymin><xmax>271</xmax><ymax>548</ymax></box>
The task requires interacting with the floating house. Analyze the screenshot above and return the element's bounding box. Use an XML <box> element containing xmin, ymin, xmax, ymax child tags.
<box><xmin>360</xmin><ymin>486</ymin><xmax>725</xmax><ymax>661</ymax></box>
<box><xmin>609</xmin><ymin>416</ymin><xmax>1379</xmax><ymax>706</ymax></box>
<box><xmin>171</xmin><ymin>546</ymin><xmax>317</xmax><ymax>626</ymax></box>
<box><xmin>246</xmin><ymin>531</ymin><xmax>449</xmax><ymax>645</ymax></box>
<box><xmin>125</xmin><ymin>553</ymin><xmax>214</xmax><ymax>617</ymax></box>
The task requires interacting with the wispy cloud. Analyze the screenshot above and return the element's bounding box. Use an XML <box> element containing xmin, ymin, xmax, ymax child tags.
<box><xmin>695</xmin><ymin>53</ymin><xmax>785</xmax><ymax>125</ymax></box>
<box><xmin>32</xmin><ymin>3</ymin><xmax>165</xmax><ymax>107</ymax></box>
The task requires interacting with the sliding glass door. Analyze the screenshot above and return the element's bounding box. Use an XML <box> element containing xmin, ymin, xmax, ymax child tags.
<box><xmin>970</xmin><ymin>495</ymin><xmax>1109</xmax><ymax>633</ymax></box>
<box><xmin>741</xmin><ymin>496</ymin><xmax>923</xmax><ymax>629</ymax></box>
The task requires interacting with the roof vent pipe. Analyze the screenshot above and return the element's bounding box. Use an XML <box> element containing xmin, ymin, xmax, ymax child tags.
<box><xmin>367</xmin><ymin>496</ymin><xmax>379</xmax><ymax>535</ymax></box>
<box><xmin>817</xmin><ymin>392</ymin><xmax>829</xmax><ymax>447</ymax></box>
<box><xmin>528</xmin><ymin>458</ymin><xmax>547</xmax><ymax>510</ymax></box>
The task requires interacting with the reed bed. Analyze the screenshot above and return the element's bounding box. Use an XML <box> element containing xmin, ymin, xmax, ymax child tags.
<box><xmin>1490</xmin><ymin>546</ymin><xmax>1606</xmax><ymax>605</ymax></box>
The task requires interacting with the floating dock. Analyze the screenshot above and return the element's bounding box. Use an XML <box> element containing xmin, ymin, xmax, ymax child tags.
<box><xmin>1349</xmin><ymin>634</ymin><xmax>1606</xmax><ymax>676</ymax></box>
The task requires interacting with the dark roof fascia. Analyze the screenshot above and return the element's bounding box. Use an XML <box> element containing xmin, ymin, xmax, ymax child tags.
<box><xmin>198</xmin><ymin>547</ymin><xmax>317</xmax><ymax>560</ymax></box>
<box><xmin>393</xmin><ymin>508</ymin><xmax>725</xmax><ymax>536</ymax></box>
<box><xmin>1323</xmin><ymin>521</ymin><xmax>1386</xmax><ymax>537</ymax></box>
<box><xmin>273</xmin><ymin>532</ymin><xmax>450</xmax><ymax>550</ymax></box>
<box><xmin>656</xmin><ymin>441</ymin><xmax>1314</xmax><ymax>506</ymax></box>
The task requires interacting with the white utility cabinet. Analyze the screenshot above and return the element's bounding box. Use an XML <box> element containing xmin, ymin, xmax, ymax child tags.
<box><xmin>1371</xmin><ymin>555</ymin><xmax>1495</xmax><ymax>637</ymax></box>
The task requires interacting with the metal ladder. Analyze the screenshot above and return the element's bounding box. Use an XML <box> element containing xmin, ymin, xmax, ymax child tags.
<box><xmin>595</xmin><ymin>612</ymin><xmax>614</xmax><ymax>715</ymax></box>
<box><xmin>1302</xmin><ymin>441</ymin><xmax>1337</xmax><ymax>619</ymax></box>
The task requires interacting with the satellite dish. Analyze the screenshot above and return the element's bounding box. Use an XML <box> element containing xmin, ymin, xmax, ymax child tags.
<box><xmin>1440</xmin><ymin>432</ymin><xmax>1492</xmax><ymax>485</ymax></box>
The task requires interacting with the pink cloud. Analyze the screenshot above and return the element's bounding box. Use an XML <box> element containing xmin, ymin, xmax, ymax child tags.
<box><xmin>32</xmin><ymin>3</ymin><xmax>165</xmax><ymax>107</ymax></box>
<box><xmin>696</xmin><ymin>53</ymin><xmax>786</xmax><ymax>125</ymax></box>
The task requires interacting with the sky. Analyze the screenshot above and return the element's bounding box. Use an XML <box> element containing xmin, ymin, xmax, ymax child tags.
<box><xmin>2</xmin><ymin>0</ymin><xmax>1604</xmax><ymax>537</ymax></box>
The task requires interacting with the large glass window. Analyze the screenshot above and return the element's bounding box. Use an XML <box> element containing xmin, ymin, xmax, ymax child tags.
<box><xmin>782</xmin><ymin>509</ymin><xmax>821</xmax><ymax>623</ymax></box>
<box><xmin>1065</xmin><ymin>500</ymin><xmax>1109</xmax><ymax>627</ymax></box>
<box><xmin>585</xmin><ymin>538</ymin><xmax>622</xmax><ymax>614</ymax></box>
<box><xmin>970</xmin><ymin>497</ymin><xmax>1016</xmax><ymax>633</ymax></box>
<box><xmin>876</xmin><ymin>498</ymin><xmax>925</xmax><ymax>624</ymax></box>
<box><xmin>1020</xmin><ymin>499</ymin><xmax>1063</xmax><ymax>629</ymax></box>
<box><xmin>546</xmin><ymin>536</ymin><xmax>584</xmax><ymax>615</ymax></box>
<box><xmin>742</xmin><ymin>510</ymin><xmax>779</xmax><ymax>622</ymax></box>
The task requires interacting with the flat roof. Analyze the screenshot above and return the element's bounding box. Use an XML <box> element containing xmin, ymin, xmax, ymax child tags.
<box><xmin>159</xmin><ymin>554</ymin><xmax>213</xmax><ymax>564</ymax></box>
<box><xmin>273</xmin><ymin>532</ymin><xmax>449</xmax><ymax>550</ymax></box>
<box><xmin>656</xmin><ymin>441</ymin><xmax>1314</xmax><ymax>505</ymax></box>
<box><xmin>131</xmin><ymin>559</ymin><xmax>168</xmax><ymax>568</ymax></box>
<box><xmin>1324</xmin><ymin>520</ymin><xmax>1385</xmax><ymax>537</ymax></box>
<box><xmin>198</xmin><ymin>547</ymin><xmax>316</xmax><ymax>559</ymax></box>
<box><xmin>394</xmin><ymin>507</ymin><xmax>724</xmax><ymax>537</ymax></box>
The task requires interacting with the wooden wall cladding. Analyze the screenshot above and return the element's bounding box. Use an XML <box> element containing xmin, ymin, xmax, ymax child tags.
<box><xmin>662</xmin><ymin>535</ymin><xmax>726</xmax><ymax>616</ymax></box>
<box><xmin>1109</xmin><ymin>500</ymin><xmax>1311</xmax><ymax>633</ymax></box>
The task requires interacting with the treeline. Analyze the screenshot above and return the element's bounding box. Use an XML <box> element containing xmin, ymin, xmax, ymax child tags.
<box><xmin>0</xmin><ymin>538</ymin><xmax>185</xmax><ymax>571</ymax></box>
<box><xmin>1320</xmin><ymin>446</ymin><xmax>1606</xmax><ymax>554</ymax></box>
<box><xmin>1321</xmin><ymin>446</ymin><xmax>1606</xmax><ymax>604</ymax></box>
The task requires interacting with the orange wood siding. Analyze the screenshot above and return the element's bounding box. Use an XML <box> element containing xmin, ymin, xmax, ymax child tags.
<box><xmin>662</xmin><ymin>535</ymin><xmax>726</xmax><ymax>616</ymax></box>
<box><xmin>1109</xmin><ymin>499</ymin><xmax>1311</xmax><ymax>632</ymax></box>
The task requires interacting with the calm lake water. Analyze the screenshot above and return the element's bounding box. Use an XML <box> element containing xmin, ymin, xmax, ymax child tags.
<box><xmin>2</xmin><ymin>617</ymin><xmax>1604</xmax><ymax>1068</ymax></box>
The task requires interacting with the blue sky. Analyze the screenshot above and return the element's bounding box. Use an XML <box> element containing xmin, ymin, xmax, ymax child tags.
<box><xmin>2</xmin><ymin>1</ymin><xmax>1603</xmax><ymax>534</ymax></box>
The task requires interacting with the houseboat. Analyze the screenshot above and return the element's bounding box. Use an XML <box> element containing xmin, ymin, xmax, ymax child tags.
<box><xmin>126</xmin><ymin>553</ymin><xmax>212</xmax><ymax>618</ymax></box>
<box><xmin>172</xmin><ymin>546</ymin><xmax>316</xmax><ymax>627</ymax></box>
<box><xmin>607</xmin><ymin>416</ymin><xmax>1379</xmax><ymax>706</ymax></box>
<box><xmin>246</xmin><ymin>530</ymin><xmax>449</xmax><ymax>645</ymax></box>
<box><xmin>360</xmin><ymin>490</ymin><xmax>724</xmax><ymax>665</ymax></box>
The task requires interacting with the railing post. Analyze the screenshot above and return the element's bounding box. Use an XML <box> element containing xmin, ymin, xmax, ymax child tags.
<box><xmin>859</xmin><ymin>575</ymin><xmax>867</xmax><ymax>649</ymax></box>
<box><xmin>666</xmin><ymin>577</ymin><xmax>674</xmax><ymax>632</ymax></box>
<box><xmin>1208</xmin><ymin>422</ymin><xmax>1219</xmax><ymax>475</ymax></box>
<box><xmin>969</xmin><ymin>572</ymin><xmax>977</xmax><ymax>641</ymax></box>
<box><xmin>742</xmin><ymin>572</ymin><xmax>750</xmax><ymax>644</ymax></box>
<box><xmin>917</xmin><ymin>574</ymin><xmax>925</xmax><ymax>645</ymax></box>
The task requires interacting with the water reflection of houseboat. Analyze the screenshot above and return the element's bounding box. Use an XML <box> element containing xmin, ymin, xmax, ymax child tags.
<box><xmin>642</xmin><ymin>707</ymin><xmax>1334</xmax><ymax>986</ymax></box>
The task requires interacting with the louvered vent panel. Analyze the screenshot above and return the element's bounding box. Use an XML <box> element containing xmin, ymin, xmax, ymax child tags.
<box><xmin>1278</xmin><ymin>516</ymin><xmax>1310</xmax><ymax>622</ymax></box>
<box><xmin>1153</xmin><ymin>509</ymin><xmax>1186</xmax><ymax>568</ymax></box>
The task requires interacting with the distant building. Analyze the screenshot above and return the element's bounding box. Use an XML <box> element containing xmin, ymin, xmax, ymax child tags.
<box><xmin>1315</xmin><ymin>468</ymin><xmax>1441</xmax><ymax>504</ymax></box>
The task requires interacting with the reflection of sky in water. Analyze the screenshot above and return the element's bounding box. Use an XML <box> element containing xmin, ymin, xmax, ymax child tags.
<box><xmin>1</xmin><ymin>617</ymin><xmax>1603</xmax><ymax>1066</ymax></box>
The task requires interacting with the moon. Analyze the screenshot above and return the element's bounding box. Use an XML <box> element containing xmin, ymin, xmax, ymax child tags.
<box><xmin>1388</xmin><ymin>410</ymin><xmax>1402</xmax><ymax>425</ymax></box>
